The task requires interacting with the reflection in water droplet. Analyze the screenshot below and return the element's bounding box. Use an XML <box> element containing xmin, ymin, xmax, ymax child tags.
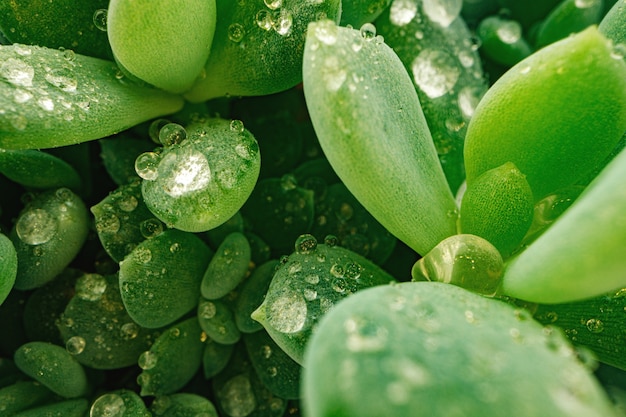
<box><xmin>220</xmin><ymin>375</ymin><xmax>257</xmax><ymax>417</ymax></box>
<box><xmin>16</xmin><ymin>208</ymin><xmax>58</xmax><ymax>245</ymax></box>
<box><xmin>76</xmin><ymin>273</ymin><xmax>108</xmax><ymax>301</ymax></box>
<box><xmin>295</xmin><ymin>234</ymin><xmax>318</xmax><ymax>254</ymax></box>
<box><xmin>158</xmin><ymin>123</ymin><xmax>187</xmax><ymax>147</ymax></box>
<box><xmin>159</xmin><ymin>148</ymin><xmax>211</xmax><ymax>197</ymax></box>
<box><xmin>66</xmin><ymin>336</ymin><xmax>86</xmax><ymax>355</ymax></box>
<box><xmin>228</xmin><ymin>23</ymin><xmax>246</xmax><ymax>42</ymax></box>
<box><xmin>268</xmin><ymin>290</ymin><xmax>307</xmax><ymax>333</ymax></box>
<box><xmin>1</xmin><ymin>58</ymin><xmax>35</xmax><ymax>87</ymax></box>
<box><xmin>359</xmin><ymin>23</ymin><xmax>377</xmax><ymax>39</ymax></box>
<box><xmin>93</xmin><ymin>9</ymin><xmax>109</xmax><ymax>31</ymax></box>
<box><xmin>411</xmin><ymin>49</ymin><xmax>461</xmax><ymax>98</ymax></box>
<box><xmin>422</xmin><ymin>0</ymin><xmax>462</xmax><ymax>27</ymax></box>
<box><xmin>389</xmin><ymin>0</ymin><xmax>417</xmax><ymax>26</ymax></box>
<box><xmin>138</xmin><ymin>351</ymin><xmax>158</xmax><ymax>370</ymax></box>
<box><xmin>90</xmin><ymin>393</ymin><xmax>126</xmax><ymax>417</ymax></box>
<box><xmin>274</xmin><ymin>10</ymin><xmax>293</xmax><ymax>36</ymax></box>
<box><xmin>256</xmin><ymin>9</ymin><xmax>274</xmax><ymax>30</ymax></box>
<box><xmin>135</xmin><ymin>152</ymin><xmax>161</xmax><ymax>181</ymax></box>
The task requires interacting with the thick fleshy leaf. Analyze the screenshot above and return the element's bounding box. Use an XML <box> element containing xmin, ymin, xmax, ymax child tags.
<box><xmin>14</xmin><ymin>341</ymin><xmax>88</xmax><ymax>398</ymax></box>
<box><xmin>13</xmin><ymin>398</ymin><xmax>88</xmax><ymax>417</ymax></box>
<box><xmin>340</xmin><ymin>0</ymin><xmax>392</xmax><ymax>27</ymax></box>
<box><xmin>599</xmin><ymin>0</ymin><xmax>626</xmax><ymax>45</ymax></box>
<box><xmin>303</xmin><ymin>20</ymin><xmax>458</xmax><ymax>256</ymax></box>
<box><xmin>501</xmin><ymin>148</ymin><xmax>626</xmax><ymax>303</ymax></box>
<box><xmin>107</xmin><ymin>0</ymin><xmax>216</xmax><ymax>94</ymax></box>
<box><xmin>302</xmin><ymin>282</ymin><xmax>619</xmax><ymax>417</ymax></box>
<box><xmin>535</xmin><ymin>0</ymin><xmax>604</xmax><ymax>47</ymax></box>
<box><xmin>0</xmin><ymin>233</ymin><xmax>17</xmax><ymax>305</ymax></box>
<box><xmin>151</xmin><ymin>393</ymin><xmax>218</xmax><ymax>417</ymax></box>
<box><xmin>477</xmin><ymin>16</ymin><xmax>533</xmax><ymax>66</ymax></box>
<box><xmin>464</xmin><ymin>26</ymin><xmax>626</xmax><ymax>201</ymax></box>
<box><xmin>0</xmin><ymin>149</ymin><xmax>82</xmax><ymax>191</ymax></box>
<box><xmin>201</xmin><ymin>232</ymin><xmax>251</xmax><ymax>300</ymax></box>
<box><xmin>0</xmin><ymin>380</ymin><xmax>55</xmax><ymax>415</ymax></box>
<box><xmin>184</xmin><ymin>0</ymin><xmax>341</xmax><ymax>101</ymax></box>
<box><xmin>0</xmin><ymin>44</ymin><xmax>184</xmax><ymax>150</ymax></box>
<box><xmin>90</xmin><ymin>390</ymin><xmax>152</xmax><ymax>417</ymax></box>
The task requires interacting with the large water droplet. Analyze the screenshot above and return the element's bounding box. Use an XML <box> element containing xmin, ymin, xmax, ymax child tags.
<box><xmin>135</xmin><ymin>152</ymin><xmax>161</xmax><ymax>181</ymax></box>
<box><xmin>66</xmin><ymin>336</ymin><xmax>86</xmax><ymax>355</ymax></box>
<box><xmin>422</xmin><ymin>0</ymin><xmax>462</xmax><ymax>27</ymax></box>
<box><xmin>268</xmin><ymin>290</ymin><xmax>307</xmax><ymax>333</ymax></box>
<box><xmin>138</xmin><ymin>351</ymin><xmax>158</xmax><ymax>370</ymax></box>
<box><xmin>411</xmin><ymin>49</ymin><xmax>461</xmax><ymax>98</ymax></box>
<box><xmin>1</xmin><ymin>58</ymin><xmax>35</xmax><ymax>87</ymax></box>
<box><xmin>159</xmin><ymin>148</ymin><xmax>211</xmax><ymax>197</ymax></box>
<box><xmin>90</xmin><ymin>393</ymin><xmax>126</xmax><ymax>417</ymax></box>
<box><xmin>16</xmin><ymin>208</ymin><xmax>58</xmax><ymax>245</ymax></box>
<box><xmin>295</xmin><ymin>234</ymin><xmax>318</xmax><ymax>254</ymax></box>
<box><xmin>158</xmin><ymin>123</ymin><xmax>187</xmax><ymax>147</ymax></box>
<box><xmin>389</xmin><ymin>0</ymin><xmax>417</xmax><ymax>26</ymax></box>
<box><xmin>93</xmin><ymin>9</ymin><xmax>108</xmax><ymax>31</ymax></box>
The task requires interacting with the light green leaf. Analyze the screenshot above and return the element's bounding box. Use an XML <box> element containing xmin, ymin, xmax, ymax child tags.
<box><xmin>0</xmin><ymin>44</ymin><xmax>184</xmax><ymax>150</ymax></box>
<box><xmin>303</xmin><ymin>20</ymin><xmax>458</xmax><ymax>256</ymax></box>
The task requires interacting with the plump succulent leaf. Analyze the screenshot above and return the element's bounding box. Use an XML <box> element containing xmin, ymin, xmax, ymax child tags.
<box><xmin>0</xmin><ymin>380</ymin><xmax>55</xmax><ymax>415</ymax></box>
<box><xmin>202</xmin><ymin>338</ymin><xmax>234</xmax><ymax>379</ymax></box>
<box><xmin>99</xmin><ymin>135</ymin><xmax>155</xmax><ymax>186</ymax></box>
<box><xmin>0</xmin><ymin>233</ymin><xmax>17</xmax><ymax>306</ymax></box>
<box><xmin>302</xmin><ymin>282</ymin><xmax>620</xmax><ymax>417</ymax></box>
<box><xmin>14</xmin><ymin>341</ymin><xmax>88</xmax><ymax>398</ymax></box>
<box><xmin>107</xmin><ymin>0</ymin><xmax>216</xmax><ymax>94</ymax></box>
<box><xmin>151</xmin><ymin>392</ymin><xmax>218</xmax><ymax>417</ymax></box>
<box><xmin>477</xmin><ymin>16</ymin><xmax>533</xmax><ymax>66</ymax></box>
<box><xmin>0</xmin><ymin>44</ymin><xmax>184</xmax><ymax>150</ymax></box>
<box><xmin>235</xmin><ymin>260</ymin><xmax>280</xmax><ymax>334</ymax></box>
<box><xmin>303</xmin><ymin>20</ymin><xmax>458</xmax><ymax>256</ymax></box>
<box><xmin>119</xmin><ymin>229</ymin><xmax>211</xmax><ymax>328</ymax></box>
<box><xmin>501</xmin><ymin>148</ymin><xmax>626</xmax><ymax>303</ymax></box>
<box><xmin>460</xmin><ymin>162</ymin><xmax>534</xmax><ymax>258</ymax></box>
<box><xmin>0</xmin><ymin>0</ymin><xmax>112</xmax><ymax>60</ymax></box>
<box><xmin>535</xmin><ymin>0</ymin><xmax>604</xmax><ymax>47</ymax></box>
<box><xmin>464</xmin><ymin>26</ymin><xmax>626</xmax><ymax>201</ymax></box>
<box><xmin>197</xmin><ymin>299</ymin><xmax>241</xmax><ymax>345</ymax></box>
<box><xmin>137</xmin><ymin>318</ymin><xmax>205</xmax><ymax>396</ymax></box>
<box><xmin>599</xmin><ymin>0</ymin><xmax>626</xmax><ymax>45</ymax></box>
<box><xmin>11</xmin><ymin>188</ymin><xmax>89</xmax><ymax>290</ymax></box>
<box><xmin>13</xmin><ymin>398</ymin><xmax>89</xmax><ymax>417</ymax></box>
<box><xmin>252</xmin><ymin>235</ymin><xmax>395</xmax><ymax>364</ymax></box>
<box><xmin>141</xmin><ymin>118</ymin><xmax>261</xmax><ymax>232</ymax></box>
<box><xmin>340</xmin><ymin>0</ymin><xmax>392</xmax><ymax>27</ymax></box>
<box><xmin>0</xmin><ymin>149</ymin><xmax>82</xmax><ymax>191</ymax></box>
<box><xmin>90</xmin><ymin>390</ymin><xmax>152</xmax><ymax>417</ymax></box>
<box><xmin>201</xmin><ymin>232</ymin><xmax>251</xmax><ymax>300</ymax></box>
<box><xmin>184</xmin><ymin>0</ymin><xmax>341</xmax><ymax>101</ymax></box>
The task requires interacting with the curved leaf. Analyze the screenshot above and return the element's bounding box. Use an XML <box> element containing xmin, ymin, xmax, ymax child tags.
<box><xmin>599</xmin><ymin>0</ymin><xmax>626</xmax><ymax>45</ymax></box>
<box><xmin>0</xmin><ymin>149</ymin><xmax>82</xmax><ymax>191</ymax></box>
<box><xmin>0</xmin><ymin>233</ymin><xmax>17</xmax><ymax>306</ymax></box>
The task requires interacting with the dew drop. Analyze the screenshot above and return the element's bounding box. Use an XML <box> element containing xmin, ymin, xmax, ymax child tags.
<box><xmin>134</xmin><ymin>247</ymin><xmax>152</xmax><ymax>264</ymax></box>
<box><xmin>117</xmin><ymin>195</ymin><xmax>138</xmax><ymax>212</ymax></box>
<box><xmin>324</xmin><ymin>234</ymin><xmax>339</xmax><ymax>247</ymax></box>
<box><xmin>268</xmin><ymin>290</ymin><xmax>307</xmax><ymax>333</ymax></box>
<box><xmin>230</xmin><ymin>119</ymin><xmax>245</xmax><ymax>133</ymax></box>
<box><xmin>120</xmin><ymin>322</ymin><xmax>139</xmax><ymax>340</ymax></box>
<box><xmin>280</xmin><ymin>174</ymin><xmax>297</xmax><ymax>191</ymax></box>
<box><xmin>389</xmin><ymin>0</ymin><xmax>417</xmax><ymax>26</ymax></box>
<box><xmin>411</xmin><ymin>49</ymin><xmax>461</xmax><ymax>98</ymax></box>
<box><xmin>575</xmin><ymin>0</ymin><xmax>598</xmax><ymax>8</ymax></box>
<box><xmin>228</xmin><ymin>23</ymin><xmax>245</xmax><ymax>42</ymax></box>
<box><xmin>313</xmin><ymin>20</ymin><xmax>338</xmax><ymax>45</ymax></box>
<box><xmin>96</xmin><ymin>211</ymin><xmax>121</xmax><ymax>234</ymax></box>
<box><xmin>303</xmin><ymin>288</ymin><xmax>318</xmax><ymax>301</ymax></box>
<box><xmin>200</xmin><ymin>301</ymin><xmax>217</xmax><ymax>319</ymax></box>
<box><xmin>496</xmin><ymin>20</ymin><xmax>522</xmax><ymax>44</ymax></box>
<box><xmin>274</xmin><ymin>10</ymin><xmax>293</xmax><ymax>36</ymax></box>
<box><xmin>76</xmin><ymin>273</ymin><xmax>108</xmax><ymax>301</ymax></box>
<box><xmin>44</xmin><ymin>68</ymin><xmax>78</xmax><ymax>92</ymax></box>
<box><xmin>295</xmin><ymin>234</ymin><xmax>318</xmax><ymax>254</ymax></box>
<box><xmin>422</xmin><ymin>0</ymin><xmax>462</xmax><ymax>27</ymax></box>
<box><xmin>359</xmin><ymin>23</ymin><xmax>377</xmax><ymax>39</ymax></box>
<box><xmin>138</xmin><ymin>351</ymin><xmax>158</xmax><ymax>370</ymax></box>
<box><xmin>264</xmin><ymin>0</ymin><xmax>282</xmax><ymax>9</ymax></box>
<box><xmin>611</xmin><ymin>43</ymin><xmax>626</xmax><ymax>61</ymax></box>
<box><xmin>66</xmin><ymin>336</ymin><xmax>86</xmax><ymax>355</ymax></box>
<box><xmin>158</xmin><ymin>123</ymin><xmax>187</xmax><ymax>147</ymax></box>
<box><xmin>140</xmin><ymin>218</ymin><xmax>164</xmax><ymax>239</ymax></box>
<box><xmin>169</xmin><ymin>242</ymin><xmax>181</xmax><ymax>253</ymax></box>
<box><xmin>149</xmin><ymin>119</ymin><xmax>171</xmax><ymax>144</ymax></box>
<box><xmin>1</xmin><ymin>58</ymin><xmax>34</xmax><ymax>87</ymax></box>
<box><xmin>220</xmin><ymin>375</ymin><xmax>257</xmax><ymax>417</ymax></box>
<box><xmin>159</xmin><ymin>148</ymin><xmax>212</xmax><ymax>197</ymax></box>
<box><xmin>330</xmin><ymin>263</ymin><xmax>344</xmax><ymax>278</ymax></box>
<box><xmin>90</xmin><ymin>393</ymin><xmax>126</xmax><ymax>417</ymax></box>
<box><xmin>16</xmin><ymin>208</ymin><xmax>58</xmax><ymax>245</ymax></box>
<box><xmin>256</xmin><ymin>9</ymin><xmax>274</xmax><ymax>30</ymax></box>
<box><xmin>458</xmin><ymin>86</ymin><xmax>486</xmax><ymax>118</ymax></box>
<box><xmin>322</xmin><ymin>55</ymin><xmax>347</xmax><ymax>92</ymax></box>
<box><xmin>13</xmin><ymin>89</ymin><xmax>33</xmax><ymax>104</ymax></box>
<box><xmin>93</xmin><ymin>9</ymin><xmax>108</xmax><ymax>31</ymax></box>
<box><xmin>305</xmin><ymin>274</ymin><xmax>320</xmax><ymax>285</ymax></box>
<box><xmin>37</xmin><ymin>97</ymin><xmax>55</xmax><ymax>112</ymax></box>
<box><xmin>344</xmin><ymin>262</ymin><xmax>362</xmax><ymax>280</ymax></box>
<box><xmin>135</xmin><ymin>152</ymin><xmax>161</xmax><ymax>181</ymax></box>
<box><xmin>585</xmin><ymin>318</ymin><xmax>604</xmax><ymax>333</ymax></box>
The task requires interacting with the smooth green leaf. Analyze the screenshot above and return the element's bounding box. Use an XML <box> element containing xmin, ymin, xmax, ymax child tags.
<box><xmin>501</xmin><ymin>148</ymin><xmax>626</xmax><ymax>303</ymax></box>
<box><xmin>0</xmin><ymin>149</ymin><xmax>81</xmax><ymax>191</ymax></box>
<box><xmin>302</xmin><ymin>282</ymin><xmax>619</xmax><ymax>417</ymax></box>
<box><xmin>464</xmin><ymin>26</ymin><xmax>626</xmax><ymax>201</ymax></box>
<box><xmin>107</xmin><ymin>0</ymin><xmax>216</xmax><ymax>94</ymax></box>
<box><xmin>477</xmin><ymin>16</ymin><xmax>533</xmax><ymax>66</ymax></box>
<box><xmin>339</xmin><ymin>0</ymin><xmax>392</xmax><ymax>27</ymax></box>
<box><xmin>13</xmin><ymin>398</ymin><xmax>88</xmax><ymax>417</ymax></box>
<box><xmin>0</xmin><ymin>380</ymin><xmax>55</xmax><ymax>416</ymax></box>
<box><xmin>535</xmin><ymin>0</ymin><xmax>604</xmax><ymax>47</ymax></box>
<box><xmin>151</xmin><ymin>393</ymin><xmax>218</xmax><ymax>417</ymax></box>
<box><xmin>0</xmin><ymin>233</ymin><xmax>17</xmax><ymax>305</ymax></box>
<box><xmin>14</xmin><ymin>341</ymin><xmax>88</xmax><ymax>398</ymax></box>
<box><xmin>303</xmin><ymin>20</ymin><xmax>458</xmax><ymax>256</ymax></box>
<box><xmin>202</xmin><ymin>337</ymin><xmax>233</xmax><ymax>379</ymax></box>
<box><xmin>235</xmin><ymin>260</ymin><xmax>280</xmax><ymax>334</ymax></box>
<box><xmin>201</xmin><ymin>232</ymin><xmax>251</xmax><ymax>300</ymax></box>
<box><xmin>0</xmin><ymin>44</ymin><xmax>184</xmax><ymax>149</ymax></box>
<box><xmin>90</xmin><ymin>390</ymin><xmax>151</xmax><ymax>417</ymax></box>
<box><xmin>184</xmin><ymin>0</ymin><xmax>341</xmax><ymax>101</ymax></box>
<box><xmin>198</xmin><ymin>299</ymin><xmax>241</xmax><ymax>345</ymax></box>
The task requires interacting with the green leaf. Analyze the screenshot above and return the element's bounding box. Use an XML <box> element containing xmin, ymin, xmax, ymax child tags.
<box><xmin>302</xmin><ymin>282</ymin><xmax>619</xmax><ymax>417</ymax></box>
<box><xmin>477</xmin><ymin>16</ymin><xmax>533</xmax><ymax>66</ymax></box>
<box><xmin>599</xmin><ymin>0</ymin><xmax>626</xmax><ymax>45</ymax></box>
<box><xmin>90</xmin><ymin>390</ymin><xmax>152</xmax><ymax>417</ymax></box>
<box><xmin>119</xmin><ymin>229</ymin><xmax>211</xmax><ymax>328</ymax></box>
<box><xmin>252</xmin><ymin>235</ymin><xmax>395</xmax><ymax>364</ymax></box>
<box><xmin>0</xmin><ymin>44</ymin><xmax>184</xmax><ymax>150</ymax></box>
<box><xmin>151</xmin><ymin>393</ymin><xmax>218</xmax><ymax>417</ymax></box>
<box><xmin>13</xmin><ymin>398</ymin><xmax>88</xmax><ymax>417</ymax></box>
<box><xmin>202</xmin><ymin>337</ymin><xmax>233</xmax><ymax>379</ymax></box>
<box><xmin>11</xmin><ymin>188</ymin><xmax>89</xmax><ymax>290</ymax></box>
<box><xmin>501</xmin><ymin>148</ymin><xmax>626</xmax><ymax>303</ymax></box>
<box><xmin>137</xmin><ymin>318</ymin><xmax>205</xmax><ymax>396</ymax></box>
<box><xmin>464</xmin><ymin>26</ymin><xmax>626</xmax><ymax>201</ymax></box>
<box><xmin>0</xmin><ymin>149</ymin><xmax>82</xmax><ymax>191</ymax></box>
<box><xmin>141</xmin><ymin>118</ymin><xmax>260</xmax><ymax>233</ymax></box>
<box><xmin>184</xmin><ymin>0</ymin><xmax>341</xmax><ymax>101</ymax></box>
<box><xmin>107</xmin><ymin>0</ymin><xmax>216</xmax><ymax>94</ymax></box>
<box><xmin>14</xmin><ymin>341</ymin><xmax>88</xmax><ymax>399</ymax></box>
<box><xmin>235</xmin><ymin>260</ymin><xmax>280</xmax><ymax>334</ymax></box>
<box><xmin>339</xmin><ymin>0</ymin><xmax>392</xmax><ymax>27</ymax></box>
<box><xmin>0</xmin><ymin>233</ymin><xmax>17</xmax><ymax>305</ymax></box>
<box><xmin>460</xmin><ymin>162</ymin><xmax>534</xmax><ymax>258</ymax></box>
<box><xmin>303</xmin><ymin>20</ymin><xmax>458</xmax><ymax>256</ymax></box>
<box><xmin>197</xmin><ymin>299</ymin><xmax>241</xmax><ymax>345</ymax></box>
<box><xmin>99</xmin><ymin>135</ymin><xmax>154</xmax><ymax>186</ymax></box>
<box><xmin>0</xmin><ymin>380</ymin><xmax>55</xmax><ymax>415</ymax></box>
<box><xmin>201</xmin><ymin>232</ymin><xmax>251</xmax><ymax>300</ymax></box>
<box><xmin>535</xmin><ymin>0</ymin><xmax>604</xmax><ymax>47</ymax></box>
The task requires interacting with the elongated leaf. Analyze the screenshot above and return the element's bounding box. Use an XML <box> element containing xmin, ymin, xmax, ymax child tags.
<box><xmin>302</xmin><ymin>282</ymin><xmax>619</xmax><ymax>417</ymax></box>
<box><xmin>599</xmin><ymin>0</ymin><xmax>626</xmax><ymax>45</ymax></box>
<box><xmin>502</xmin><ymin>148</ymin><xmax>626</xmax><ymax>303</ymax></box>
<box><xmin>303</xmin><ymin>20</ymin><xmax>458</xmax><ymax>256</ymax></box>
<box><xmin>535</xmin><ymin>0</ymin><xmax>604</xmax><ymax>47</ymax></box>
<box><xmin>464</xmin><ymin>27</ymin><xmax>626</xmax><ymax>201</ymax></box>
<box><xmin>0</xmin><ymin>44</ymin><xmax>184</xmax><ymax>150</ymax></box>
<box><xmin>0</xmin><ymin>233</ymin><xmax>17</xmax><ymax>306</ymax></box>
<box><xmin>0</xmin><ymin>149</ymin><xmax>82</xmax><ymax>191</ymax></box>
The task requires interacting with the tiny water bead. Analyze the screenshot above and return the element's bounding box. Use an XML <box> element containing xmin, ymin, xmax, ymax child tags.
<box><xmin>359</xmin><ymin>22</ymin><xmax>377</xmax><ymax>39</ymax></box>
<box><xmin>15</xmin><ymin>208</ymin><xmax>58</xmax><ymax>245</ymax></box>
<box><xmin>92</xmin><ymin>9</ymin><xmax>109</xmax><ymax>32</ymax></box>
<box><xmin>228</xmin><ymin>23</ymin><xmax>246</xmax><ymax>43</ymax></box>
<box><xmin>75</xmin><ymin>273</ymin><xmax>108</xmax><ymax>301</ymax></box>
<box><xmin>135</xmin><ymin>152</ymin><xmax>161</xmax><ymax>181</ymax></box>
<box><xmin>158</xmin><ymin>123</ymin><xmax>187</xmax><ymax>147</ymax></box>
<box><xmin>90</xmin><ymin>393</ymin><xmax>126</xmax><ymax>417</ymax></box>
<box><xmin>138</xmin><ymin>351</ymin><xmax>158</xmax><ymax>370</ymax></box>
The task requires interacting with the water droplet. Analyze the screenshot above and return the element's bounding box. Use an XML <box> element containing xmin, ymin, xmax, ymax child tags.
<box><xmin>303</xmin><ymin>288</ymin><xmax>317</xmax><ymax>301</ymax></box>
<box><xmin>295</xmin><ymin>234</ymin><xmax>318</xmax><ymax>254</ymax></box>
<box><xmin>169</xmin><ymin>242</ymin><xmax>181</xmax><ymax>253</ymax></box>
<box><xmin>140</xmin><ymin>218</ymin><xmax>164</xmax><ymax>238</ymax></box>
<box><xmin>148</xmin><ymin>119</ymin><xmax>171</xmax><ymax>144</ymax></box>
<box><xmin>117</xmin><ymin>195</ymin><xmax>138</xmax><ymax>212</ymax></box>
<box><xmin>76</xmin><ymin>273</ymin><xmax>107</xmax><ymax>301</ymax></box>
<box><xmin>264</xmin><ymin>0</ymin><xmax>282</xmax><ymax>9</ymax></box>
<box><xmin>267</xmin><ymin>366</ymin><xmax>278</xmax><ymax>377</ymax></box>
<box><xmin>93</xmin><ymin>9</ymin><xmax>108</xmax><ymax>31</ymax></box>
<box><xmin>280</xmin><ymin>174</ymin><xmax>297</xmax><ymax>191</ymax></box>
<box><xmin>359</xmin><ymin>23</ymin><xmax>377</xmax><ymax>39</ymax></box>
<box><xmin>313</xmin><ymin>20</ymin><xmax>338</xmax><ymax>45</ymax></box>
<box><xmin>159</xmin><ymin>148</ymin><xmax>212</xmax><ymax>197</ymax></box>
<box><xmin>230</xmin><ymin>119</ymin><xmax>245</xmax><ymax>133</ymax></box>
<box><xmin>575</xmin><ymin>0</ymin><xmax>598</xmax><ymax>8</ymax></box>
<box><xmin>389</xmin><ymin>0</ymin><xmax>417</xmax><ymax>26</ymax></box>
<box><xmin>200</xmin><ymin>301</ymin><xmax>217</xmax><ymax>319</ymax></box>
<box><xmin>138</xmin><ymin>351</ymin><xmax>158</xmax><ymax>370</ymax></box>
<box><xmin>95</xmin><ymin>211</ymin><xmax>121</xmax><ymax>234</ymax></box>
<box><xmin>268</xmin><ymin>290</ymin><xmax>307</xmax><ymax>333</ymax></box>
<box><xmin>322</xmin><ymin>55</ymin><xmax>347</xmax><ymax>92</ymax></box>
<box><xmin>228</xmin><ymin>23</ymin><xmax>245</xmax><ymax>42</ymax></box>
<box><xmin>158</xmin><ymin>123</ymin><xmax>186</xmax><ymax>147</ymax></box>
<box><xmin>1</xmin><ymin>58</ymin><xmax>34</xmax><ymax>87</ymax></box>
<box><xmin>458</xmin><ymin>86</ymin><xmax>486</xmax><ymax>118</ymax></box>
<box><xmin>37</xmin><ymin>97</ymin><xmax>55</xmax><ymax>112</ymax></box>
<box><xmin>44</xmin><ymin>68</ymin><xmax>77</xmax><ymax>92</ymax></box>
<box><xmin>344</xmin><ymin>316</ymin><xmax>388</xmax><ymax>352</ymax></box>
<box><xmin>220</xmin><ymin>375</ymin><xmax>257</xmax><ymax>417</ymax></box>
<box><xmin>344</xmin><ymin>262</ymin><xmax>362</xmax><ymax>280</ymax></box>
<box><xmin>256</xmin><ymin>9</ymin><xmax>274</xmax><ymax>30</ymax></box>
<box><xmin>585</xmin><ymin>318</ymin><xmax>604</xmax><ymax>333</ymax></box>
<box><xmin>519</xmin><ymin>64</ymin><xmax>531</xmax><ymax>74</ymax></box>
<box><xmin>305</xmin><ymin>274</ymin><xmax>320</xmax><ymax>285</ymax></box>
<box><xmin>274</xmin><ymin>10</ymin><xmax>293</xmax><ymax>36</ymax></box>
<box><xmin>330</xmin><ymin>263</ymin><xmax>344</xmax><ymax>278</ymax></box>
<box><xmin>611</xmin><ymin>43</ymin><xmax>626</xmax><ymax>61</ymax></box>
<box><xmin>324</xmin><ymin>234</ymin><xmax>339</xmax><ymax>247</ymax></box>
<box><xmin>90</xmin><ymin>393</ymin><xmax>126</xmax><ymax>417</ymax></box>
<box><xmin>134</xmin><ymin>247</ymin><xmax>152</xmax><ymax>264</ymax></box>
<box><xmin>66</xmin><ymin>336</ymin><xmax>86</xmax><ymax>355</ymax></box>
<box><xmin>16</xmin><ymin>208</ymin><xmax>58</xmax><ymax>245</ymax></box>
<box><xmin>120</xmin><ymin>322</ymin><xmax>139</xmax><ymax>340</ymax></box>
<box><xmin>63</xmin><ymin>49</ymin><xmax>76</xmax><ymax>61</ymax></box>
<box><xmin>422</xmin><ymin>0</ymin><xmax>462</xmax><ymax>27</ymax></box>
<box><xmin>14</xmin><ymin>88</ymin><xmax>33</xmax><ymax>103</ymax></box>
<box><xmin>135</xmin><ymin>152</ymin><xmax>161</xmax><ymax>181</ymax></box>
<box><xmin>411</xmin><ymin>49</ymin><xmax>461</xmax><ymax>98</ymax></box>
<box><xmin>496</xmin><ymin>20</ymin><xmax>522</xmax><ymax>44</ymax></box>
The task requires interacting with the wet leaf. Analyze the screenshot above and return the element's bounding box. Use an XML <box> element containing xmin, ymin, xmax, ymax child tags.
<box><xmin>13</xmin><ymin>398</ymin><xmax>88</xmax><ymax>417</ymax></box>
<box><xmin>198</xmin><ymin>299</ymin><xmax>241</xmax><ymax>345</ymax></box>
<box><xmin>235</xmin><ymin>260</ymin><xmax>280</xmax><ymax>334</ymax></box>
<box><xmin>151</xmin><ymin>392</ymin><xmax>218</xmax><ymax>417</ymax></box>
<box><xmin>340</xmin><ymin>0</ymin><xmax>392</xmax><ymax>27</ymax></box>
<box><xmin>599</xmin><ymin>0</ymin><xmax>626</xmax><ymax>45</ymax></box>
<box><xmin>0</xmin><ymin>380</ymin><xmax>56</xmax><ymax>415</ymax></box>
<box><xmin>201</xmin><ymin>232</ymin><xmax>251</xmax><ymax>300</ymax></box>
<box><xmin>302</xmin><ymin>282</ymin><xmax>619</xmax><ymax>417</ymax></box>
<box><xmin>90</xmin><ymin>390</ymin><xmax>152</xmax><ymax>417</ymax></box>
<box><xmin>0</xmin><ymin>232</ymin><xmax>17</xmax><ymax>305</ymax></box>
<box><xmin>477</xmin><ymin>15</ymin><xmax>533</xmax><ymax>66</ymax></box>
<box><xmin>535</xmin><ymin>0</ymin><xmax>604</xmax><ymax>47</ymax></box>
<box><xmin>0</xmin><ymin>149</ymin><xmax>82</xmax><ymax>191</ymax></box>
